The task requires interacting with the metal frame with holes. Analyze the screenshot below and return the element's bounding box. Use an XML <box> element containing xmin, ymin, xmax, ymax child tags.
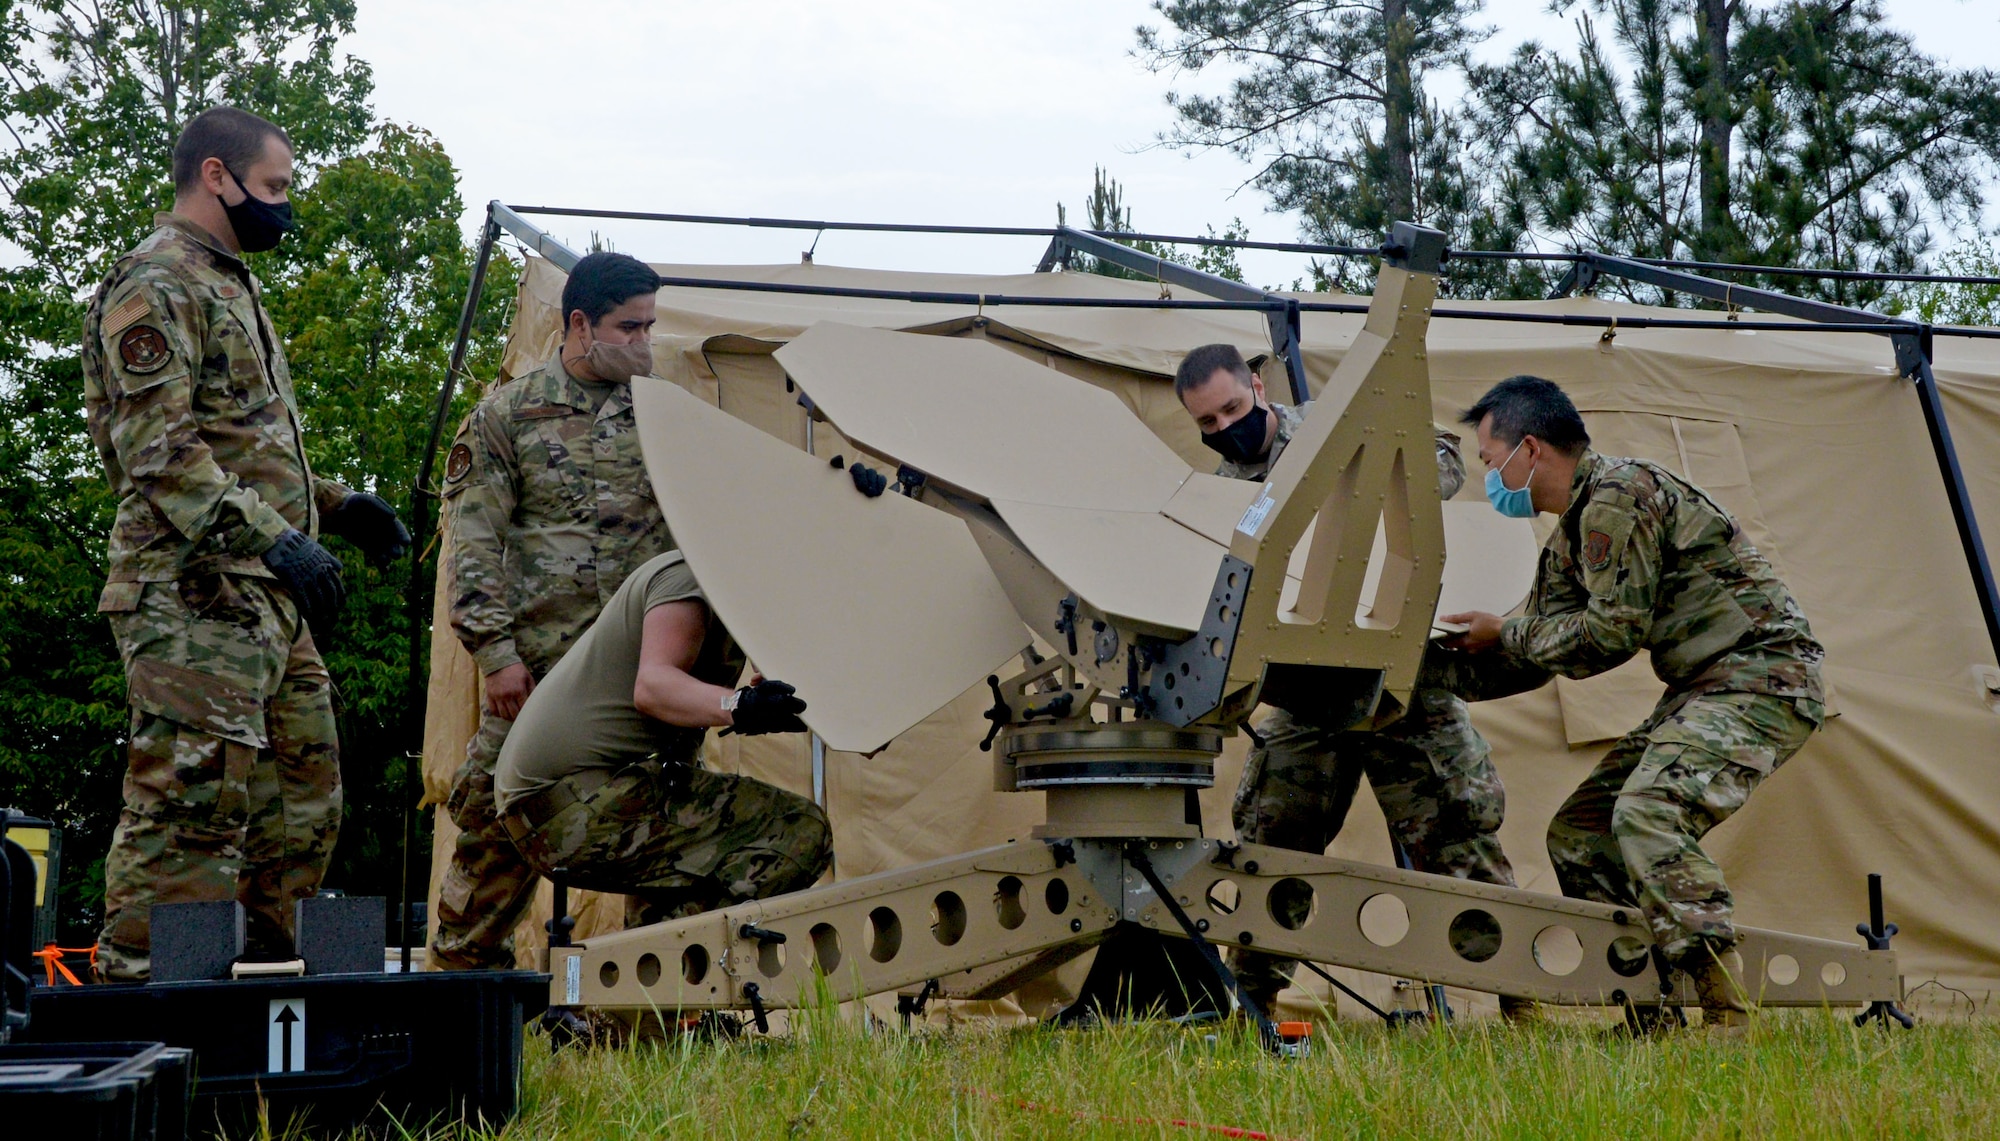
<box><xmin>553</xmin><ymin>832</ymin><xmax>1897</xmax><ymax>1015</ymax></box>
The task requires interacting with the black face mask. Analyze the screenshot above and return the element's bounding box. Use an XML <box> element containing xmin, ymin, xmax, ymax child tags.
<box><xmin>1201</xmin><ymin>403</ymin><xmax>1273</xmax><ymax>465</ymax></box>
<box><xmin>221</xmin><ymin>167</ymin><xmax>295</xmax><ymax>253</ymax></box>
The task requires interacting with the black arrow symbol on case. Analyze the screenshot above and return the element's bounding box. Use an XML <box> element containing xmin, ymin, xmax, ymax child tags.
<box><xmin>275</xmin><ymin>1003</ymin><xmax>299</xmax><ymax>1072</ymax></box>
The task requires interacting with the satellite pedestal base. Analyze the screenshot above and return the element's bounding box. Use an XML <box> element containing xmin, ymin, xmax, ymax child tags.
<box><xmin>550</xmin><ymin>725</ymin><xmax>1902</xmax><ymax>1028</ymax></box>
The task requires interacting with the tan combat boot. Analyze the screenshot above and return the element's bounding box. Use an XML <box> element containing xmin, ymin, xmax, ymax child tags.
<box><xmin>1691</xmin><ymin>945</ymin><xmax>1752</xmax><ymax>1035</ymax></box>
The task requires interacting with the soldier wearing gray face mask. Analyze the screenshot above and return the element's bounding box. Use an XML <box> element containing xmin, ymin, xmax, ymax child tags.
<box><xmin>430</xmin><ymin>251</ymin><xmax>676</xmax><ymax>971</ymax></box>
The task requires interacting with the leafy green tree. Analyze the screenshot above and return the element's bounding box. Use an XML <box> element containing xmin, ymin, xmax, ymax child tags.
<box><xmin>1468</xmin><ymin>2</ymin><xmax>1701</xmax><ymax>298</ymax></box>
<box><xmin>1136</xmin><ymin>0</ymin><xmax>1540</xmax><ymax>294</ymax></box>
<box><xmin>0</xmin><ymin>2</ymin><xmax>512</xmax><ymax>942</ymax></box>
<box><xmin>1144</xmin><ymin>1</ymin><xmax>2000</xmax><ymax>302</ymax></box>
<box><xmin>1895</xmin><ymin>244</ymin><xmax>2000</xmax><ymax>328</ymax></box>
<box><xmin>1470</xmin><ymin>1</ymin><xmax>2000</xmax><ymax>305</ymax></box>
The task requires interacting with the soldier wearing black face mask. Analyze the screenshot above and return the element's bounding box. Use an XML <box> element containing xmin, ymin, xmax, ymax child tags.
<box><xmin>80</xmin><ymin>105</ymin><xmax>408</xmax><ymax>979</ymax></box>
<box><xmin>216</xmin><ymin>164</ymin><xmax>296</xmax><ymax>253</ymax></box>
<box><xmin>1172</xmin><ymin>343</ymin><xmax>1534</xmax><ymax>1023</ymax></box>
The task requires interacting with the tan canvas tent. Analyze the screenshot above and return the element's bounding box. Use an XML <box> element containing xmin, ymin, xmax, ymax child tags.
<box><xmin>424</xmin><ymin>254</ymin><xmax>2000</xmax><ymax>1018</ymax></box>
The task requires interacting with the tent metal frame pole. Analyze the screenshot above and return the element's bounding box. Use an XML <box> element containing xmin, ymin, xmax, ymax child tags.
<box><xmin>493</xmin><ymin>201</ymin><xmax>584</xmax><ymax>271</ymax></box>
<box><xmin>501</xmin><ymin>203</ymin><xmax>2000</xmax><ymax>288</ymax></box>
<box><xmin>396</xmin><ymin>204</ymin><xmax>502</xmax><ymax>970</ymax></box>
<box><xmin>460</xmin><ymin>201</ymin><xmax>2000</xmax><ymax>669</ymax></box>
<box><xmin>1907</xmin><ymin>343</ymin><xmax>2000</xmax><ymax>657</ymax></box>
<box><xmin>1547</xmin><ymin>251</ymin><xmax>1926</xmax><ymax>368</ymax></box>
<box><xmin>1037</xmin><ymin>225</ymin><xmax>1311</xmax><ymax>404</ymax></box>
<box><xmin>501</xmin><ymin>205</ymin><xmax>2000</xmax><ymax>287</ymax></box>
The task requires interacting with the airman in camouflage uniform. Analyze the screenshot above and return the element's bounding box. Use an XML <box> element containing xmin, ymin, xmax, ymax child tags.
<box><xmin>1218</xmin><ymin>403</ymin><xmax>1518</xmax><ymax>1004</ymax></box>
<box><xmin>495</xmin><ymin>551</ymin><xmax>829</xmax><ymax>927</ymax></box>
<box><xmin>1173</xmin><ymin>343</ymin><xmax>1519</xmax><ymax>1012</ymax></box>
<box><xmin>83</xmin><ymin>109</ymin><xmax>364</xmax><ymax>981</ymax></box>
<box><xmin>431</xmin><ymin>252</ymin><xmax>674</xmax><ymax>969</ymax></box>
<box><xmin>1442</xmin><ymin>376</ymin><xmax>1824</xmax><ymax>1025</ymax></box>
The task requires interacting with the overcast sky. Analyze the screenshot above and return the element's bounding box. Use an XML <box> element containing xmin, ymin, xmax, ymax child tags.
<box><xmin>348</xmin><ymin>0</ymin><xmax>2000</xmax><ymax>287</ymax></box>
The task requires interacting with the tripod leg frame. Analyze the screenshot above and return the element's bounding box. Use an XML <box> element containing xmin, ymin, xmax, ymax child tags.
<box><xmin>552</xmin><ymin>837</ymin><xmax>1899</xmax><ymax>1014</ymax></box>
<box><xmin>1139</xmin><ymin>841</ymin><xmax>1899</xmax><ymax>1008</ymax></box>
<box><xmin>553</xmin><ymin>840</ymin><xmax>1118</xmax><ymax>1012</ymax></box>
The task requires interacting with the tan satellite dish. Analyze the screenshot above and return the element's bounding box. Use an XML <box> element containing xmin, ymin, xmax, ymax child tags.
<box><xmin>629</xmin><ymin>377</ymin><xmax>1026</xmax><ymax>752</ymax></box>
<box><xmin>775</xmin><ymin>322</ymin><xmax>1228</xmax><ymax>636</ymax></box>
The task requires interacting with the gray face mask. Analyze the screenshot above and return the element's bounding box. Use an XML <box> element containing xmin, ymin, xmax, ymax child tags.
<box><xmin>570</xmin><ymin>335</ymin><xmax>653</xmax><ymax>382</ymax></box>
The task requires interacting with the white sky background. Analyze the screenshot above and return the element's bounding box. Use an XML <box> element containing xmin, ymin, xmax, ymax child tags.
<box><xmin>349</xmin><ymin>0</ymin><xmax>2000</xmax><ymax>288</ymax></box>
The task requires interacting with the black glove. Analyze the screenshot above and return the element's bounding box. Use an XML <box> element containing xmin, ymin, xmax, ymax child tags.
<box><xmin>262</xmin><ymin>528</ymin><xmax>346</xmax><ymax>644</ymax></box>
<box><xmin>849</xmin><ymin>462</ymin><xmax>887</xmax><ymax>498</ymax></box>
<box><xmin>322</xmin><ymin>492</ymin><xmax>412</xmax><ymax>565</ymax></box>
<box><xmin>730</xmin><ymin>679</ymin><xmax>808</xmax><ymax>736</ymax></box>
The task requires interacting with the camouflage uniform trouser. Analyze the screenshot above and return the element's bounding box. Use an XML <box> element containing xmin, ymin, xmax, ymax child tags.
<box><xmin>1229</xmin><ymin>688</ymin><xmax>1515</xmax><ymax>1006</ymax></box>
<box><xmin>98</xmin><ymin>575</ymin><xmax>340</xmax><ymax>981</ymax></box>
<box><xmin>508</xmin><ymin>759</ymin><xmax>831</xmax><ymax>928</ymax></box>
<box><xmin>431</xmin><ymin>709</ymin><xmax>537</xmax><ymax>970</ymax></box>
<box><xmin>1547</xmin><ymin>689</ymin><xmax>1820</xmax><ymax>962</ymax></box>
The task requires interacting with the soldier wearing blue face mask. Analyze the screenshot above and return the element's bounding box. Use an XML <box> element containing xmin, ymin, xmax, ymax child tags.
<box><xmin>1439</xmin><ymin>375</ymin><xmax>1826</xmax><ymax>1034</ymax></box>
<box><xmin>1484</xmin><ymin>436</ymin><xmax>1538</xmax><ymax>518</ymax></box>
<box><xmin>1173</xmin><ymin>344</ymin><xmax>1532</xmax><ymax>1022</ymax></box>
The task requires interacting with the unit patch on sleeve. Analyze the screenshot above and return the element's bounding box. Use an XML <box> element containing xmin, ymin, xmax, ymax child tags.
<box><xmin>118</xmin><ymin>325</ymin><xmax>172</xmax><ymax>374</ymax></box>
<box><xmin>1583</xmin><ymin>529</ymin><xmax>1613</xmax><ymax>570</ymax></box>
<box><xmin>445</xmin><ymin>442</ymin><xmax>474</xmax><ymax>483</ymax></box>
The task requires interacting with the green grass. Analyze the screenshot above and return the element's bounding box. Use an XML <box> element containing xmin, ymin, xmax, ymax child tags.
<box><xmin>483</xmin><ymin>1005</ymin><xmax>1998</xmax><ymax>1140</ymax></box>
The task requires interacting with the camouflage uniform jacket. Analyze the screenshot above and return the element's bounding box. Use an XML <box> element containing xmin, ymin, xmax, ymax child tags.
<box><xmin>83</xmin><ymin>215</ymin><xmax>349</xmax><ymax>595</ymax></box>
<box><xmin>1500</xmin><ymin>451</ymin><xmax>1825</xmax><ymax>702</ymax></box>
<box><xmin>443</xmin><ymin>354</ymin><xmax>671</xmax><ymax>677</ymax></box>
<box><xmin>1215</xmin><ymin>402</ymin><xmax>1466</xmax><ymax>500</ymax></box>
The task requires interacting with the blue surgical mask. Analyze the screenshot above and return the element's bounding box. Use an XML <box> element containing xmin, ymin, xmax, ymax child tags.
<box><xmin>1483</xmin><ymin>438</ymin><xmax>1537</xmax><ymax>518</ymax></box>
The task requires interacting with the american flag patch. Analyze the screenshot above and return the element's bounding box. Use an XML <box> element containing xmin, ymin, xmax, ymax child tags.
<box><xmin>102</xmin><ymin>292</ymin><xmax>153</xmax><ymax>338</ymax></box>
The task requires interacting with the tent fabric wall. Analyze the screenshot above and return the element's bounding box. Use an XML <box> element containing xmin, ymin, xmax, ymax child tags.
<box><xmin>422</xmin><ymin>255</ymin><xmax>2000</xmax><ymax>1015</ymax></box>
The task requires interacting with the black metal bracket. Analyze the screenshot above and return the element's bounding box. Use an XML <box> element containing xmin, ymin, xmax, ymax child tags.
<box><xmin>545</xmin><ymin>870</ymin><xmax>574</xmax><ymax>950</ymax></box>
<box><xmin>1053</xmin><ymin>595</ymin><xmax>1080</xmax><ymax>657</ymax></box>
<box><xmin>897</xmin><ymin>978</ymin><xmax>940</xmax><ymax>1031</ymax></box>
<box><xmin>1854</xmin><ymin>873</ymin><xmax>1916</xmax><ymax>1030</ymax></box>
<box><xmin>1381</xmin><ymin>222</ymin><xmax>1448</xmax><ymax>275</ymax></box>
<box><xmin>743</xmin><ymin>982</ymin><xmax>770</xmax><ymax>1034</ymax></box>
<box><xmin>1128</xmin><ymin>847</ymin><xmax>1281</xmax><ymax>1053</ymax></box>
<box><xmin>977</xmin><ymin>675</ymin><xmax>1011</xmax><ymax>753</ymax></box>
<box><xmin>1146</xmin><ymin>556</ymin><xmax>1252</xmax><ymax>727</ymax></box>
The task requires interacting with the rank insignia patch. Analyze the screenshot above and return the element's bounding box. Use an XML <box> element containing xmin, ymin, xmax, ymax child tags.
<box><xmin>445</xmin><ymin>442</ymin><xmax>474</xmax><ymax>483</ymax></box>
<box><xmin>1583</xmin><ymin>529</ymin><xmax>1613</xmax><ymax>570</ymax></box>
<box><xmin>118</xmin><ymin>325</ymin><xmax>172</xmax><ymax>374</ymax></box>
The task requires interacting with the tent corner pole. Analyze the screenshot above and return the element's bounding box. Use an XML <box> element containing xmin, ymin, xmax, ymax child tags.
<box><xmin>394</xmin><ymin>202</ymin><xmax>503</xmax><ymax>972</ymax></box>
<box><xmin>1905</xmin><ymin>330</ymin><xmax>2000</xmax><ymax>665</ymax></box>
